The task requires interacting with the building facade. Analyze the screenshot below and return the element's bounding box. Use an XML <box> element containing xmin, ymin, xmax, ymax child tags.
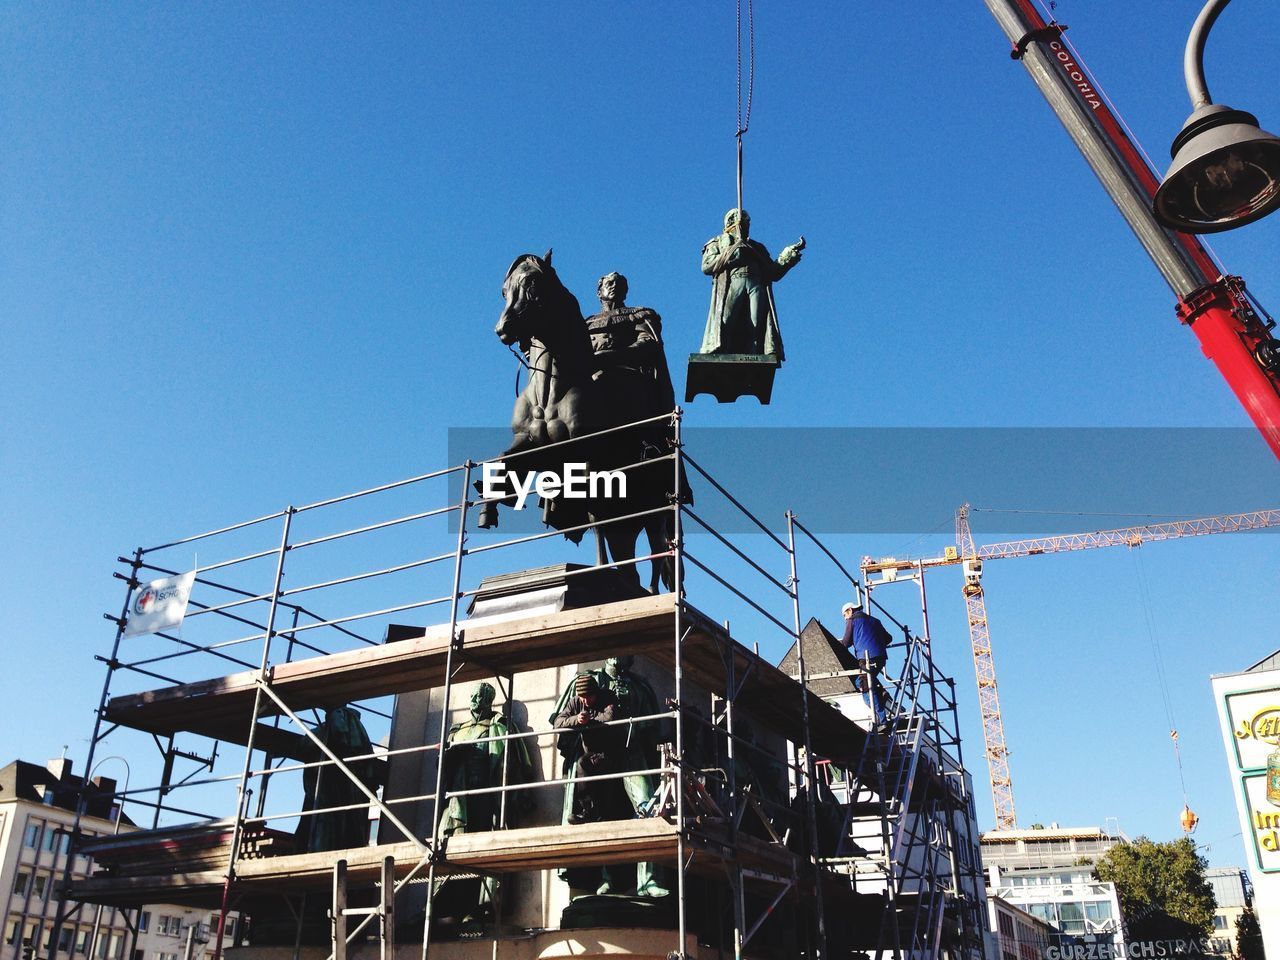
<box><xmin>982</xmin><ymin>827</ymin><xmax>1127</xmax><ymax>960</ymax></box>
<box><xmin>1212</xmin><ymin>661</ymin><xmax>1280</xmax><ymax>960</ymax></box>
<box><xmin>981</xmin><ymin>826</ymin><xmax>1126</xmax><ymax>873</ymax></box>
<box><xmin>989</xmin><ymin>895</ymin><xmax>1058</xmax><ymax>960</ymax></box>
<box><xmin>0</xmin><ymin>758</ymin><xmax>233</xmax><ymax>960</ymax></box>
<box><xmin>1204</xmin><ymin>867</ymin><xmax>1252</xmax><ymax>957</ymax></box>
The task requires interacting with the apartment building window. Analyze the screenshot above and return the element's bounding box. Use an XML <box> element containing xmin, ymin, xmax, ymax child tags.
<box><xmin>13</xmin><ymin>873</ymin><xmax>31</xmax><ymax>897</ymax></box>
<box><xmin>5</xmin><ymin>919</ymin><xmax>20</xmax><ymax>945</ymax></box>
<box><xmin>108</xmin><ymin>933</ymin><xmax>122</xmax><ymax>959</ymax></box>
<box><xmin>75</xmin><ymin>928</ymin><xmax>89</xmax><ymax>954</ymax></box>
<box><xmin>24</xmin><ymin>824</ymin><xmax>40</xmax><ymax>849</ymax></box>
<box><xmin>138</xmin><ymin>913</ymin><xmax>150</xmax><ymax>934</ymax></box>
<box><xmin>1059</xmin><ymin>902</ymin><xmax>1086</xmax><ymax>934</ymax></box>
<box><xmin>1213</xmin><ymin>915</ymin><xmax>1229</xmax><ymax>930</ymax></box>
<box><xmin>157</xmin><ymin>916</ymin><xmax>181</xmax><ymax>937</ymax></box>
<box><xmin>32</xmin><ymin>875</ymin><xmax>48</xmax><ymax>902</ymax></box>
<box><xmin>58</xmin><ymin>928</ymin><xmax>74</xmax><ymax>952</ymax></box>
<box><xmin>998</xmin><ymin>912</ymin><xmax>1016</xmax><ymax>938</ymax></box>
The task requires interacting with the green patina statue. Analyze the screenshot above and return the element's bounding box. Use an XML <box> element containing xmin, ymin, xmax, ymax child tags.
<box><xmin>440</xmin><ymin>682</ymin><xmax>531</xmax><ymax>838</ymax></box>
<box><xmin>551</xmin><ymin>656</ymin><xmax>669</xmax><ymax>898</ymax></box>
<box><xmin>295</xmin><ymin>706</ymin><xmax>380</xmax><ymax>853</ymax></box>
<box><xmin>434</xmin><ymin>682</ymin><xmax>532</xmax><ymax>929</ymax></box>
<box><xmin>698</xmin><ymin>208</ymin><xmax>804</xmax><ymax>361</ymax></box>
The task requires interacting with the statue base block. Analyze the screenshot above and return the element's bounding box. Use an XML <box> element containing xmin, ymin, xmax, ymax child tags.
<box><xmin>560</xmin><ymin>893</ymin><xmax>676</xmax><ymax>930</ymax></box>
<box><xmin>685</xmin><ymin>353</ymin><xmax>780</xmax><ymax>405</ymax></box>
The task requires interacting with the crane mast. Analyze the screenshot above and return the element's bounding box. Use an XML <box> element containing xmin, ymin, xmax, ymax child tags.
<box><xmin>956</xmin><ymin>505</ymin><xmax>1018</xmax><ymax>830</ymax></box>
<box><xmin>863</xmin><ymin>505</ymin><xmax>1280</xmax><ymax>829</ymax></box>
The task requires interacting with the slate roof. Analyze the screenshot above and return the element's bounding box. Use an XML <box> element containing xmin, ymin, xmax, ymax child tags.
<box><xmin>777</xmin><ymin>616</ymin><xmax>862</xmax><ymax>698</ymax></box>
<box><xmin>0</xmin><ymin>759</ymin><xmax>125</xmax><ymax>822</ymax></box>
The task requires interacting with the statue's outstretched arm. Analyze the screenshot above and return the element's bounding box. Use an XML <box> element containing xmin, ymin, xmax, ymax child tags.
<box><xmin>771</xmin><ymin>236</ymin><xmax>806</xmax><ymax>280</ymax></box>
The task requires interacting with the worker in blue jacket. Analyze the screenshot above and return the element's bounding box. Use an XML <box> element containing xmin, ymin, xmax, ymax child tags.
<box><xmin>840</xmin><ymin>599</ymin><xmax>893</xmax><ymax>724</ymax></box>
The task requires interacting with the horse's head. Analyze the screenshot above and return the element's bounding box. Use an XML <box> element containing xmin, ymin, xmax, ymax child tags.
<box><xmin>497</xmin><ymin>249</ymin><xmax>556</xmax><ymax>347</ymax></box>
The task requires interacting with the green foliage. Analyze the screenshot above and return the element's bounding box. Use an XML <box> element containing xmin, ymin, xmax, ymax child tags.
<box><xmin>1094</xmin><ymin>837</ymin><xmax>1215</xmax><ymax>936</ymax></box>
<box><xmin>1236</xmin><ymin>906</ymin><xmax>1264</xmax><ymax>960</ymax></box>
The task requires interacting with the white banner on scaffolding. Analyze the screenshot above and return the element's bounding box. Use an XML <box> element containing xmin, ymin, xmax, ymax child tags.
<box><xmin>123</xmin><ymin>571</ymin><xmax>196</xmax><ymax>638</ymax></box>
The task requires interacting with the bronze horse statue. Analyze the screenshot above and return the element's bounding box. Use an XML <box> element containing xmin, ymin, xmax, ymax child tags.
<box><xmin>478</xmin><ymin>251</ymin><xmax>678</xmax><ymax>593</ymax></box>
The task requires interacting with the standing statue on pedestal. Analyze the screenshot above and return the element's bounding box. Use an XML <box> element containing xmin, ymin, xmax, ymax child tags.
<box><xmin>295</xmin><ymin>706</ymin><xmax>381</xmax><ymax>853</ymax></box>
<box><xmin>687</xmin><ymin>209</ymin><xmax>805</xmax><ymax>404</ymax></box>
<box><xmin>699</xmin><ymin>208</ymin><xmax>804</xmax><ymax>360</ymax></box>
<box><xmin>436</xmin><ymin>682</ymin><xmax>531</xmax><ymax>930</ymax></box>
<box><xmin>440</xmin><ymin>682</ymin><xmax>531</xmax><ymax>837</ymax></box>
<box><xmin>551</xmin><ymin>658</ymin><xmax>668</xmax><ymax>897</ymax></box>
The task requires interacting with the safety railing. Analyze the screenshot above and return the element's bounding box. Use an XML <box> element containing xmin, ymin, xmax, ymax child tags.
<box><xmin>58</xmin><ymin>409</ymin><xmax>974</xmax><ymax>960</ymax></box>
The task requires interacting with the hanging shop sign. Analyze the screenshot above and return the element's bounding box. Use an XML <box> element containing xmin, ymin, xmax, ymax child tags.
<box><xmin>123</xmin><ymin>570</ymin><xmax>196</xmax><ymax>638</ymax></box>
<box><xmin>1240</xmin><ymin>773</ymin><xmax>1280</xmax><ymax>871</ymax></box>
<box><xmin>1225</xmin><ymin>686</ymin><xmax>1280</xmax><ymax>770</ymax></box>
<box><xmin>1044</xmin><ymin>938</ymin><xmax>1217</xmax><ymax>960</ymax></box>
<box><xmin>1215</xmin><ymin>670</ymin><xmax>1280</xmax><ymax>960</ymax></box>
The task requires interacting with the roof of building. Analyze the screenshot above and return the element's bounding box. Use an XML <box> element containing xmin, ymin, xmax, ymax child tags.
<box><xmin>1247</xmin><ymin>649</ymin><xmax>1280</xmax><ymax>673</ymax></box>
<box><xmin>778</xmin><ymin>617</ymin><xmax>862</xmax><ymax>698</ymax></box>
<box><xmin>981</xmin><ymin>825</ymin><xmax>1122</xmax><ymax>843</ymax></box>
<box><xmin>0</xmin><ymin>757</ymin><xmax>127</xmax><ymax>823</ymax></box>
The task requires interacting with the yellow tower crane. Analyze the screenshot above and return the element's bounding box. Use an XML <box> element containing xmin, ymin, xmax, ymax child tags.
<box><xmin>861</xmin><ymin>506</ymin><xmax>1280</xmax><ymax>832</ymax></box>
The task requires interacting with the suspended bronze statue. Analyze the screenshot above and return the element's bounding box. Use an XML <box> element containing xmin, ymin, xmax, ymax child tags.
<box><xmin>687</xmin><ymin>209</ymin><xmax>805</xmax><ymax>405</ymax></box>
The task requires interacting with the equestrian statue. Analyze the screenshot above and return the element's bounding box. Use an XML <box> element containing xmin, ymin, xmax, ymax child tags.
<box><xmin>477</xmin><ymin>252</ymin><xmax>686</xmax><ymax>593</ymax></box>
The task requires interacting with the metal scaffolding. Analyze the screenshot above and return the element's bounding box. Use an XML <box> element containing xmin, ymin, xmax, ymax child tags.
<box><xmin>53</xmin><ymin>410</ymin><xmax>985</xmax><ymax>960</ymax></box>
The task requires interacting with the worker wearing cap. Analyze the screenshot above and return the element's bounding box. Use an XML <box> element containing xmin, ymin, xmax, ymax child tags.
<box><xmin>841</xmin><ymin>598</ymin><xmax>893</xmax><ymax>724</ymax></box>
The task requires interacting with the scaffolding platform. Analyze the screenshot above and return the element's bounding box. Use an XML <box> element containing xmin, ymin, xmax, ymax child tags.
<box><xmin>60</xmin><ymin>412</ymin><xmax>987</xmax><ymax>960</ymax></box>
<box><xmin>102</xmin><ymin>594</ymin><xmax>867</xmax><ymax>765</ymax></box>
<box><xmin>68</xmin><ymin>816</ymin><xmax>805</xmax><ymax>909</ymax></box>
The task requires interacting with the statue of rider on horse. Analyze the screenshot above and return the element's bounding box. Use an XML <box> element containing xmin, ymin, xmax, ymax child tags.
<box><xmin>478</xmin><ymin>252</ymin><xmax>687</xmax><ymax>594</ymax></box>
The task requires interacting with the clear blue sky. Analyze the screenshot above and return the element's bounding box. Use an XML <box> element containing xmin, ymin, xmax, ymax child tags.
<box><xmin>2</xmin><ymin>2</ymin><xmax>1279</xmax><ymax>866</ymax></box>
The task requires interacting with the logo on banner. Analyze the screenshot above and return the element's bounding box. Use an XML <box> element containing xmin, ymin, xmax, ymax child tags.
<box><xmin>123</xmin><ymin>571</ymin><xmax>196</xmax><ymax>639</ymax></box>
<box><xmin>1235</xmin><ymin>707</ymin><xmax>1280</xmax><ymax>745</ymax></box>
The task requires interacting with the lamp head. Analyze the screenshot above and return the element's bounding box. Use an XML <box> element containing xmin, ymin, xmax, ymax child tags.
<box><xmin>1154</xmin><ymin>104</ymin><xmax>1280</xmax><ymax>234</ymax></box>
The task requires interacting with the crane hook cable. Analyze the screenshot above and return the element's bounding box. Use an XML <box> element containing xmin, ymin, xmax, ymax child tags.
<box><xmin>1132</xmin><ymin>548</ymin><xmax>1191</xmax><ymax>806</ymax></box>
<box><xmin>735</xmin><ymin>0</ymin><xmax>756</xmax><ymax>212</ymax></box>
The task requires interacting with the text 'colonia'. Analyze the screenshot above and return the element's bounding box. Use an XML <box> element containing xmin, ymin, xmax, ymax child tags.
<box><xmin>481</xmin><ymin>462</ymin><xmax>626</xmax><ymax>511</ymax></box>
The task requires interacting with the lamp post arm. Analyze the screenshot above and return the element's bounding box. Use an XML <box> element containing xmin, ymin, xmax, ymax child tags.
<box><xmin>1185</xmin><ymin>0</ymin><xmax>1231</xmax><ymax>109</ymax></box>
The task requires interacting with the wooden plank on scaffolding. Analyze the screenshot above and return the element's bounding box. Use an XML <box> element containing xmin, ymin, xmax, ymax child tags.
<box><xmin>67</xmin><ymin>869</ymin><xmax>230</xmax><ymax>908</ymax></box>
<box><xmin>67</xmin><ymin>818</ymin><xmax>807</xmax><ymax>909</ymax></box>
<box><xmin>100</xmin><ymin>591</ymin><xmax>865</xmax><ymax>763</ymax></box>
<box><xmin>102</xmin><ymin>593</ymin><xmax>678</xmax><ymax>754</ymax></box>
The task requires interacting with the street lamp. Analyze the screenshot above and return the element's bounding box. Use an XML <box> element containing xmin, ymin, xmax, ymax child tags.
<box><xmin>1153</xmin><ymin>0</ymin><xmax>1280</xmax><ymax>233</ymax></box>
<box><xmin>85</xmin><ymin>757</ymin><xmax>130</xmax><ymax>960</ymax></box>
